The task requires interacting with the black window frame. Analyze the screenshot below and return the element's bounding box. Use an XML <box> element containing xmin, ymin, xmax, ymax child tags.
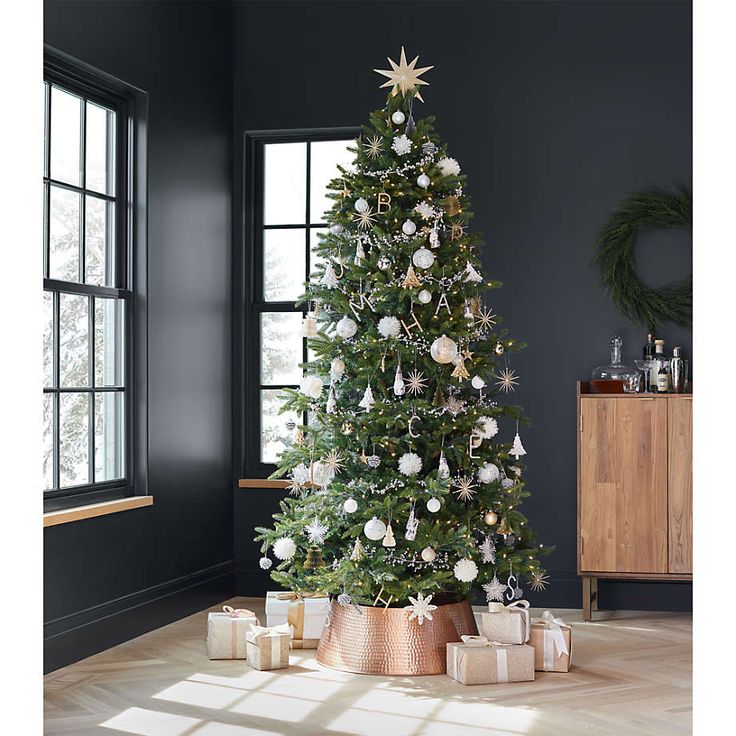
<box><xmin>240</xmin><ymin>127</ymin><xmax>359</xmax><ymax>477</ymax></box>
<box><xmin>43</xmin><ymin>46</ymin><xmax>149</xmax><ymax>511</ymax></box>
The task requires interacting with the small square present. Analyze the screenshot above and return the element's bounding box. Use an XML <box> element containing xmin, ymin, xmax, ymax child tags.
<box><xmin>447</xmin><ymin>637</ymin><xmax>535</xmax><ymax>685</ymax></box>
<box><xmin>246</xmin><ymin>624</ymin><xmax>291</xmax><ymax>671</ymax></box>
<box><xmin>480</xmin><ymin>600</ymin><xmax>530</xmax><ymax>644</ymax></box>
<box><xmin>529</xmin><ymin>611</ymin><xmax>572</xmax><ymax>672</ymax></box>
<box><xmin>265</xmin><ymin>591</ymin><xmax>330</xmax><ymax>649</ymax></box>
<box><xmin>206</xmin><ymin>605</ymin><xmax>260</xmax><ymax>659</ymax></box>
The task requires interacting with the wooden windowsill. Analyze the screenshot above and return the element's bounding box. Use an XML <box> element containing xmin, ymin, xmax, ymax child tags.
<box><xmin>43</xmin><ymin>495</ymin><xmax>154</xmax><ymax>527</ymax></box>
<box><xmin>238</xmin><ymin>479</ymin><xmax>290</xmax><ymax>489</ymax></box>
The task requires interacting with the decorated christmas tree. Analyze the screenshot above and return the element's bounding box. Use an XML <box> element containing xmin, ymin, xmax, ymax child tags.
<box><xmin>255</xmin><ymin>49</ymin><xmax>549</xmax><ymax>616</ymax></box>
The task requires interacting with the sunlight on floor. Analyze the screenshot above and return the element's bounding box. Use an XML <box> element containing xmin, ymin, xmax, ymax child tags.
<box><xmin>101</xmin><ymin>707</ymin><xmax>201</xmax><ymax>736</ymax></box>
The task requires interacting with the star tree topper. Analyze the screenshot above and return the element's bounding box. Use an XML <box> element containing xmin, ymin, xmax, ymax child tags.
<box><xmin>374</xmin><ymin>47</ymin><xmax>433</xmax><ymax>102</ymax></box>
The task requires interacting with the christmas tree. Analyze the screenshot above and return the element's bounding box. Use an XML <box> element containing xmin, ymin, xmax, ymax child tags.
<box><xmin>255</xmin><ymin>48</ymin><xmax>549</xmax><ymax>612</ymax></box>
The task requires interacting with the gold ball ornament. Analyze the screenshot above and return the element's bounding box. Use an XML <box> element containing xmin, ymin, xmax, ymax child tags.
<box><xmin>421</xmin><ymin>546</ymin><xmax>436</xmax><ymax>562</ymax></box>
<box><xmin>483</xmin><ymin>511</ymin><xmax>498</xmax><ymax>526</ymax></box>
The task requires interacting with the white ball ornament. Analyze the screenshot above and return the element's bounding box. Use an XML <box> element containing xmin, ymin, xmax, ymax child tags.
<box><xmin>418</xmin><ymin>289</ymin><xmax>432</xmax><ymax>304</ymax></box>
<box><xmin>329</xmin><ymin>223</ymin><xmax>343</xmax><ymax>235</ymax></box>
<box><xmin>437</xmin><ymin>157</ymin><xmax>461</xmax><ymax>176</ymax></box>
<box><xmin>421</xmin><ymin>546</ymin><xmax>436</xmax><ymax>562</ymax></box>
<box><xmin>476</xmin><ymin>416</ymin><xmax>499</xmax><ymax>439</ymax></box>
<box><xmin>398</xmin><ymin>452</ymin><xmax>422</xmax><ymax>477</ymax></box>
<box><xmin>336</xmin><ymin>315</ymin><xmax>358</xmax><ymax>339</ymax></box>
<box><xmin>402</xmin><ymin>219</ymin><xmax>417</xmax><ymax>236</ymax></box>
<box><xmin>453</xmin><ymin>558</ymin><xmax>479</xmax><ymax>583</ymax></box>
<box><xmin>417</xmin><ymin>173</ymin><xmax>431</xmax><ymax>188</ymax></box>
<box><xmin>299</xmin><ymin>375</ymin><xmax>323</xmax><ymax>399</ymax></box>
<box><xmin>412</xmin><ymin>246</ymin><xmax>435</xmax><ymax>269</ymax></box>
<box><xmin>378</xmin><ymin>315</ymin><xmax>402</xmax><ymax>338</ymax></box>
<box><xmin>391</xmin><ymin>110</ymin><xmax>406</xmax><ymax>125</ymax></box>
<box><xmin>478</xmin><ymin>462</ymin><xmax>500</xmax><ymax>484</ymax></box>
<box><xmin>426</xmin><ymin>497</ymin><xmax>441</xmax><ymax>513</ymax></box>
<box><xmin>272</xmin><ymin>537</ymin><xmax>296</xmax><ymax>561</ymax></box>
<box><xmin>354</xmin><ymin>197</ymin><xmax>369</xmax><ymax>213</ymax></box>
<box><xmin>343</xmin><ymin>498</ymin><xmax>358</xmax><ymax>514</ymax></box>
<box><xmin>259</xmin><ymin>556</ymin><xmax>272</xmax><ymax>570</ymax></box>
<box><xmin>430</xmin><ymin>334</ymin><xmax>459</xmax><ymax>364</ymax></box>
<box><xmin>471</xmin><ymin>375</ymin><xmax>486</xmax><ymax>390</ymax></box>
<box><xmin>364</xmin><ymin>516</ymin><xmax>387</xmax><ymax>541</ymax></box>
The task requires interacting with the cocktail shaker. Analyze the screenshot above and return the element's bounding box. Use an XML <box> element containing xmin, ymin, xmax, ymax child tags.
<box><xmin>670</xmin><ymin>347</ymin><xmax>688</xmax><ymax>393</ymax></box>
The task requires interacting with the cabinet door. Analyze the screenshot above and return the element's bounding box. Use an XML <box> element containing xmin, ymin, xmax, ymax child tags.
<box><xmin>668</xmin><ymin>398</ymin><xmax>692</xmax><ymax>573</ymax></box>
<box><xmin>580</xmin><ymin>398</ymin><xmax>668</xmax><ymax>573</ymax></box>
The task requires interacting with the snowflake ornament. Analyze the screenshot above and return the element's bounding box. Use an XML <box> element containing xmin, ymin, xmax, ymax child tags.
<box><xmin>406</xmin><ymin>369</ymin><xmax>428</xmax><ymax>396</ymax></box>
<box><xmin>453</xmin><ymin>475</ymin><xmax>478</xmax><ymax>502</ymax></box>
<box><xmin>292</xmin><ymin>463</ymin><xmax>311</xmax><ymax>485</ymax></box>
<box><xmin>405</xmin><ymin>592</ymin><xmax>437</xmax><ymax>625</ymax></box>
<box><xmin>474</xmin><ymin>306</ymin><xmax>497</xmax><ymax>331</ymax></box>
<box><xmin>479</xmin><ymin>536</ymin><xmax>496</xmax><ymax>564</ymax></box>
<box><xmin>529</xmin><ymin>570</ymin><xmax>549</xmax><ymax>592</ymax></box>
<box><xmin>495</xmin><ymin>367</ymin><xmax>519</xmax><ymax>393</ymax></box>
<box><xmin>285</xmin><ymin>479</ymin><xmax>304</xmax><ymax>496</ymax></box>
<box><xmin>364</xmin><ymin>135</ymin><xmax>383</xmax><ymax>159</ymax></box>
<box><xmin>483</xmin><ymin>575</ymin><xmax>507</xmax><ymax>602</ymax></box>
<box><xmin>453</xmin><ymin>558</ymin><xmax>479</xmax><ymax>582</ymax></box>
<box><xmin>415</xmin><ymin>200</ymin><xmax>436</xmax><ymax>220</ymax></box>
<box><xmin>323</xmin><ymin>449</ymin><xmax>345</xmax><ymax>475</ymax></box>
<box><xmin>392</xmin><ymin>134</ymin><xmax>412</xmax><ymax>156</ymax></box>
<box><xmin>398</xmin><ymin>452</ymin><xmax>422</xmax><ymax>477</ymax></box>
<box><xmin>304</xmin><ymin>517</ymin><xmax>329</xmax><ymax>545</ymax></box>
<box><xmin>444</xmin><ymin>395</ymin><xmax>465</xmax><ymax>416</ymax></box>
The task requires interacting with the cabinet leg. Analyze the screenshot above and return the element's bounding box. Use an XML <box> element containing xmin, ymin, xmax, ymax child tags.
<box><xmin>591</xmin><ymin>577</ymin><xmax>599</xmax><ymax>612</ymax></box>
<box><xmin>582</xmin><ymin>577</ymin><xmax>596</xmax><ymax>621</ymax></box>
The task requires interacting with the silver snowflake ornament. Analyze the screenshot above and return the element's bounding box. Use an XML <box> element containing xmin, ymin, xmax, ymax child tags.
<box><xmin>337</xmin><ymin>592</ymin><xmax>353</xmax><ymax>606</ymax></box>
<box><xmin>482</xmin><ymin>575</ymin><xmax>507</xmax><ymax>602</ymax></box>
<box><xmin>479</xmin><ymin>536</ymin><xmax>496</xmax><ymax>564</ymax></box>
<box><xmin>304</xmin><ymin>517</ymin><xmax>329</xmax><ymax>545</ymax></box>
<box><xmin>404</xmin><ymin>592</ymin><xmax>438</xmax><ymax>625</ymax></box>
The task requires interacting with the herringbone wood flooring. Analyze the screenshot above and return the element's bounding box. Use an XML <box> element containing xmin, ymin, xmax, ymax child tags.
<box><xmin>44</xmin><ymin>598</ymin><xmax>691</xmax><ymax>736</ymax></box>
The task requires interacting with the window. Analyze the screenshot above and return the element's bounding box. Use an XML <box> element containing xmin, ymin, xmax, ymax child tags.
<box><xmin>244</xmin><ymin>130</ymin><xmax>359</xmax><ymax>467</ymax></box>
<box><xmin>43</xmin><ymin>49</ymin><xmax>148</xmax><ymax>505</ymax></box>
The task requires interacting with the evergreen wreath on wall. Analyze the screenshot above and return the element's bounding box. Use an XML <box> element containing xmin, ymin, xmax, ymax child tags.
<box><xmin>596</xmin><ymin>187</ymin><xmax>692</xmax><ymax>330</ymax></box>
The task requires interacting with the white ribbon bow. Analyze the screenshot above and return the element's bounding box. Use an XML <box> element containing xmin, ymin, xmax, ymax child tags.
<box><xmin>460</xmin><ymin>635</ymin><xmax>511</xmax><ymax>648</ymax></box>
<box><xmin>246</xmin><ymin>623</ymin><xmax>290</xmax><ymax>644</ymax></box>
<box><xmin>538</xmin><ymin>610</ymin><xmax>569</xmax><ymax>657</ymax></box>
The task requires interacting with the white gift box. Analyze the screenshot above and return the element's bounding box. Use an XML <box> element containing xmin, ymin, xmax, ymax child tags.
<box><xmin>265</xmin><ymin>591</ymin><xmax>330</xmax><ymax>648</ymax></box>
<box><xmin>480</xmin><ymin>600</ymin><xmax>531</xmax><ymax>645</ymax></box>
<box><xmin>206</xmin><ymin>606</ymin><xmax>260</xmax><ymax>659</ymax></box>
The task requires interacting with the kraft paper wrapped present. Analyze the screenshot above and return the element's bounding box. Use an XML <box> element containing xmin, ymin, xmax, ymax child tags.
<box><xmin>480</xmin><ymin>600</ymin><xmax>531</xmax><ymax>645</ymax></box>
<box><xmin>207</xmin><ymin>605</ymin><xmax>260</xmax><ymax>659</ymax></box>
<box><xmin>530</xmin><ymin>611</ymin><xmax>572</xmax><ymax>672</ymax></box>
<box><xmin>246</xmin><ymin>624</ymin><xmax>291</xmax><ymax>671</ymax></box>
<box><xmin>265</xmin><ymin>591</ymin><xmax>330</xmax><ymax>649</ymax></box>
<box><xmin>447</xmin><ymin>636</ymin><xmax>535</xmax><ymax>685</ymax></box>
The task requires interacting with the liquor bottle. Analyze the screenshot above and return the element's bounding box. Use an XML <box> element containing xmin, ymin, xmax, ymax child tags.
<box><xmin>640</xmin><ymin>333</ymin><xmax>655</xmax><ymax>391</ymax></box>
<box><xmin>651</xmin><ymin>339</ymin><xmax>666</xmax><ymax>392</ymax></box>
<box><xmin>643</xmin><ymin>334</ymin><xmax>655</xmax><ymax>360</ymax></box>
<box><xmin>656</xmin><ymin>359</ymin><xmax>670</xmax><ymax>393</ymax></box>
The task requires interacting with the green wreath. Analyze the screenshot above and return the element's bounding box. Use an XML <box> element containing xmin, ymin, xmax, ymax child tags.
<box><xmin>596</xmin><ymin>187</ymin><xmax>692</xmax><ymax>330</ymax></box>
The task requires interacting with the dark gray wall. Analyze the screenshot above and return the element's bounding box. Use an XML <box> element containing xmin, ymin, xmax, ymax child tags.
<box><xmin>232</xmin><ymin>0</ymin><xmax>692</xmax><ymax>611</ymax></box>
<box><xmin>44</xmin><ymin>0</ymin><xmax>234</xmax><ymax>670</ymax></box>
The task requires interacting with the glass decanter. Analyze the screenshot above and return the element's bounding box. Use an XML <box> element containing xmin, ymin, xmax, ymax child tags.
<box><xmin>591</xmin><ymin>336</ymin><xmax>637</xmax><ymax>389</ymax></box>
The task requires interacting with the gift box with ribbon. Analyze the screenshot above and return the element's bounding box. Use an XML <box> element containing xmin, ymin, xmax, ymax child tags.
<box><xmin>480</xmin><ymin>600</ymin><xmax>531</xmax><ymax>645</ymax></box>
<box><xmin>530</xmin><ymin>611</ymin><xmax>572</xmax><ymax>672</ymax></box>
<box><xmin>265</xmin><ymin>591</ymin><xmax>329</xmax><ymax>649</ymax></box>
<box><xmin>446</xmin><ymin>636</ymin><xmax>535</xmax><ymax>685</ymax></box>
<box><xmin>206</xmin><ymin>605</ymin><xmax>261</xmax><ymax>660</ymax></box>
<box><xmin>246</xmin><ymin>623</ymin><xmax>291</xmax><ymax>671</ymax></box>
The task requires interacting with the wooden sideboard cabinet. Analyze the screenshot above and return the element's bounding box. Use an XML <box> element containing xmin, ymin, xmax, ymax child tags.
<box><xmin>577</xmin><ymin>381</ymin><xmax>692</xmax><ymax>619</ymax></box>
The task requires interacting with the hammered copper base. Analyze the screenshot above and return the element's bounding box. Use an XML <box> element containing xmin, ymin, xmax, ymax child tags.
<box><xmin>316</xmin><ymin>599</ymin><xmax>478</xmax><ymax>676</ymax></box>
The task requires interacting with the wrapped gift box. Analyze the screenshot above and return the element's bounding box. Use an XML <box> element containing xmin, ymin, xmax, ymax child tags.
<box><xmin>530</xmin><ymin>612</ymin><xmax>572</xmax><ymax>672</ymax></box>
<box><xmin>265</xmin><ymin>591</ymin><xmax>329</xmax><ymax>649</ymax></box>
<box><xmin>480</xmin><ymin>600</ymin><xmax>530</xmax><ymax>645</ymax></box>
<box><xmin>246</xmin><ymin>624</ymin><xmax>290</xmax><ymax>671</ymax></box>
<box><xmin>206</xmin><ymin>606</ymin><xmax>260</xmax><ymax>659</ymax></box>
<box><xmin>447</xmin><ymin>637</ymin><xmax>535</xmax><ymax>685</ymax></box>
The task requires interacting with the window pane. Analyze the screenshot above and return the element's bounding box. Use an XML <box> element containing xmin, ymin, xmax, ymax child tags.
<box><xmin>59</xmin><ymin>392</ymin><xmax>89</xmax><ymax>487</ymax></box>
<box><xmin>261</xmin><ymin>389</ymin><xmax>299</xmax><ymax>464</ymax></box>
<box><xmin>260</xmin><ymin>312</ymin><xmax>303</xmax><ymax>385</ymax></box>
<box><xmin>43</xmin><ymin>291</ymin><xmax>54</xmax><ymax>388</ymax></box>
<box><xmin>49</xmin><ymin>186</ymin><xmax>81</xmax><ymax>282</ymax></box>
<box><xmin>50</xmin><ymin>86</ymin><xmax>82</xmax><ymax>186</ymax></box>
<box><xmin>263</xmin><ymin>142</ymin><xmax>306</xmax><ymax>225</ymax></box>
<box><xmin>310</xmin><ymin>139</ymin><xmax>354</xmax><ymax>223</ymax></box>
<box><xmin>95</xmin><ymin>298</ymin><xmax>124</xmax><ymax>386</ymax></box>
<box><xmin>86</xmin><ymin>101</ymin><xmax>116</xmax><ymax>195</ymax></box>
<box><xmin>85</xmin><ymin>195</ymin><xmax>115</xmax><ymax>286</ymax></box>
<box><xmin>44</xmin><ymin>82</ymin><xmax>49</xmax><ymax>177</ymax></box>
<box><xmin>309</xmin><ymin>227</ymin><xmax>328</xmax><ymax>281</ymax></box>
<box><xmin>59</xmin><ymin>293</ymin><xmax>89</xmax><ymax>387</ymax></box>
<box><xmin>43</xmin><ymin>393</ymin><xmax>54</xmax><ymax>491</ymax></box>
<box><xmin>95</xmin><ymin>392</ymin><xmax>124</xmax><ymax>482</ymax></box>
<box><xmin>263</xmin><ymin>229</ymin><xmax>306</xmax><ymax>301</ymax></box>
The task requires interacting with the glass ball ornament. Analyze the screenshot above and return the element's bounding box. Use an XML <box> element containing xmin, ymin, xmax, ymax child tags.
<box><xmin>401</xmin><ymin>219</ymin><xmax>417</xmax><ymax>236</ymax></box>
<box><xmin>421</xmin><ymin>546</ymin><xmax>436</xmax><ymax>562</ymax></box>
<box><xmin>329</xmin><ymin>223</ymin><xmax>343</xmax><ymax>235</ymax></box>
<box><xmin>391</xmin><ymin>110</ymin><xmax>406</xmax><ymax>125</ymax></box>
<box><xmin>417</xmin><ymin>173</ymin><xmax>431</xmax><ymax>188</ymax></box>
<box><xmin>259</xmin><ymin>556</ymin><xmax>272</xmax><ymax>570</ymax></box>
<box><xmin>343</xmin><ymin>498</ymin><xmax>358</xmax><ymax>513</ymax></box>
<box><xmin>354</xmin><ymin>197</ymin><xmax>369</xmax><ymax>213</ymax></box>
<box><xmin>377</xmin><ymin>255</ymin><xmax>391</xmax><ymax>270</ymax></box>
<box><xmin>430</xmin><ymin>334</ymin><xmax>458</xmax><ymax>364</ymax></box>
<box><xmin>471</xmin><ymin>375</ymin><xmax>486</xmax><ymax>390</ymax></box>
<box><xmin>364</xmin><ymin>516</ymin><xmax>387</xmax><ymax>541</ymax></box>
<box><xmin>483</xmin><ymin>511</ymin><xmax>499</xmax><ymax>526</ymax></box>
<box><xmin>418</xmin><ymin>289</ymin><xmax>432</xmax><ymax>304</ymax></box>
<box><xmin>426</xmin><ymin>497</ymin><xmax>441</xmax><ymax>513</ymax></box>
<box><xmin>336</xmin><ymin>315</ymin><xmax>358</xmax><ymax>339</ymax></box>
<box><xmin>412</xmin><ymin>246</ymin><xmax>435</xmax><ymax>269</ymax></box>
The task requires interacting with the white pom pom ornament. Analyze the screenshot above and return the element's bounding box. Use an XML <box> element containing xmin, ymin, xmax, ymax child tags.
<box><xmin>478</xmin><ymin>463</ymin><xmax>500</xmax><ymax>484</ymax></box>
<box><xmin>378</xmin><ymin>315</ymin><xmax>402</xmax><ymax>338</ymax></box>
<box><xmin>273</xmin><ymin>537</ymin><xmax>296</xmax><ymax>561</ymax></box>
<box><xmin>476</xmin><ymin>416</ymin><xmax>499</xmax><ymax>439</ymax></box>
<box><xmin>398</xmin><ymin>452</ymin><xmax>422</xmax><ymax>477</ymax></box>
<box><xmin>336</xmin><ymin>315</ymin><xmax>358</xmax><ymax>339</ymax></box>
<box><xmin>437</xmin><ymin>157</ymin><xmax>461</xmax><ymax>176</ymax></box>
<box><xmin>299</xmin><ymin>375</ymin><xmax>322</xmax><ymax>399</ymax></box>
<box><xmin>453</xmin><ymin>558</ymin><xmax>479</xmax><ymax>582</ymax></box>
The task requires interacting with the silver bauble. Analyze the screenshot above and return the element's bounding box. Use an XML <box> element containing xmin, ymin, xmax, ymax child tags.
<box><xmin>417</xmin><ymin>173</ymin><xmax>431</xmax><ymax>188</ymax></box>
<box><xmin>412</xmin><ymin>246</ymin><xmax>435</xmax><ymax>269</ymax></box>
<box><xmin>418</xmin><ymin>289</ymin><xmax>432</xmax><ymax>304</ymax></box>
<box><xmin>391</xmin><ymin>110</ymin><xmax>406</xmax><ymax>125</ymax></box>
<box><xmin>430</xmin><ymin>335</ymin><xmax>458</xmax><ymax>364</ymax></box>
<box><xmin>402</xmin><ymin>219</ymin><xmax>417</xmax><ymax>236</ymax></box>
<box><xmin>364</xmin><ymin>516</ymin><xmax>387</xmax><ymax>541</ymax></box>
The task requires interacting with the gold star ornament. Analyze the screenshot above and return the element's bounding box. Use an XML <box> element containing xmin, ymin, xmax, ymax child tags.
<box><xmin>374</xmin><ymin>47</ymin><xmax>433</xmax><ymax>102</ymax></box>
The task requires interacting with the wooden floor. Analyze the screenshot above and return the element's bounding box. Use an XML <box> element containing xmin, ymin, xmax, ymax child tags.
<box><xmin>44</xmin><ymin>597</ymin><xmax>691</xmax><ymax>736</ymax></box>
